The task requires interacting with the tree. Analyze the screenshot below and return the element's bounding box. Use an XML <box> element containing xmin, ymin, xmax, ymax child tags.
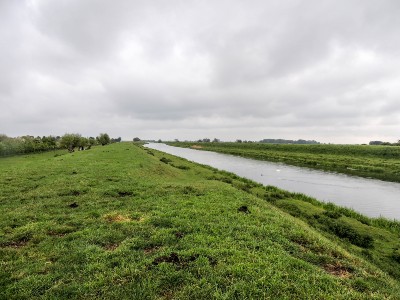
<box><xmin>41</xmin><ymin>136</ymin><xmax>57</xmax><ymax>150</ymax></box>
<box><xmin>60</xmin><ymin>133</ymin><xmax>81</xmax><ymax>152</ymax></box>
<box><xmin>0</xmin><ymin>134</ymin><xmax>8</xmax><ymax>142</ymax></box>
<box><xmin>77</xmin><ymin>137</ymin><xmax>89</xmax><ymax>150</ymax></box>
<box><xmin>97</xmin><ymin>133</ymin><xmax>111</xmax><ymax>146</ymax></box>
<box><xmin>212</xmin><ymin>138</ymin><xmax>220</xmax><ymax>143</ymax></box>
<box><xmin>110</xmin><ymin>137</ymin><xmax>121</xmax><ymax>143</ymax></box>
<box><xmin>87</xmin><ymin>137</ymin><xmax>97</xmax><ymax>149</ymax></box>
<box><xmin>20</xmin><ymin>136</ymin><xmax>35</xmax><ymax>153</ymax></box>
<box><xmin>133</xmin><ymin>137</ymin><xmax>141</xmax><ymax>142</ymax></box>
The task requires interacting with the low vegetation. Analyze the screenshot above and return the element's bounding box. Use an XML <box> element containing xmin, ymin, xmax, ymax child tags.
<box><xmin>169</xmin><ymin>142</ymin><xmax>400</xmax><ymax>183</ymax></box>
<box><xmin>0</xmin><ymin>133</ymin><xmax>121</xmax><ymax>156</ymax></box>
<box><xmin>1</xmin><ymin>142</ymin><xmax>400</xmax><ymax>299</ymax></box>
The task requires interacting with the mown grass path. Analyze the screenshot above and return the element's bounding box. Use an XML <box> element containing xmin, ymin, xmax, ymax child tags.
<box><xmin>1</xmin><ymin>143</ymin><xmax>400</xmax><ymax>299</ymax></box>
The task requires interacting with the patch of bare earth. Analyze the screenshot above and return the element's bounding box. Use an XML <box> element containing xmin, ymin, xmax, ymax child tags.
<box><xmin>144</xmin><ymin>246</ymin><xmax>161</xmax><ymax>254</ymax></box>
<box><xmin>104</xmin><ymin>243</ymin><xmax>119</xmax><ymax>251</ymax></box>
<box><xmin>151</xmin><ymin>252</ymin><xmax>217</xmax><ymax>268</ymax></box>
<box><xmin>161</xmin><ymin>290</ymin><xmax>174</xmax><ymax>300</ymax></box>
<box><xmin>190</xmin><ymin>145</ymin><xmax>203</xmax><ymax>149</ymax></box>
<box><xmin>103</xmin><ymin>214</ymin><xmax>132</xmax><ymax>223</ymax></box>
<box><xmin>324</xmin><ymin>262</ymin><xmax>352</xmax><ymax>278</ymax></box>
<box><xmin>2</xmin><ymin>240</ymin><xmax>28</xmax><ymax>249</ymax></box>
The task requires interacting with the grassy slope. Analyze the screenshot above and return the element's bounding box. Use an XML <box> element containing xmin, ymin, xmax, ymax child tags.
<box><xmin>168</xmin><ymin>142</ymin><xmax>400</xmax><ymax>183</ymax></box>
<box><xmin>1</xmin><ymin>143</ymin><xmax>400</xmax><ymax>299</ymax></box>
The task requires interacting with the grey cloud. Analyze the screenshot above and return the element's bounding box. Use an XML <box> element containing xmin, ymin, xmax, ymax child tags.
<box><xmin>1</xmin><ymin>0</ymin><xmax>400</xmax><ymax>143</ymax></box>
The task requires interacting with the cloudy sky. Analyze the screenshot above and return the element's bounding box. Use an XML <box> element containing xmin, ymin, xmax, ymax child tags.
<box><xmin>1</xmin><ymin>0</ymin><xmax>400</xmax><ymax>143</ymax></box>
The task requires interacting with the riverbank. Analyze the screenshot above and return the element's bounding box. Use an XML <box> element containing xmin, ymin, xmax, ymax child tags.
<box><xmin>147</xmin><ymin>142</ymin><xmax>400</xmax><ymax>281</ymax></box>
<box><xmin>1</xmin><ymin>143</ymin><xmax>400</xmax><ymax>299</ymax></box>
<box><xmin>168</xmin><ymin>142</ymin><xmax>400</xmax><ymax>183</ymax></box>
<box><xmin>148</xmin><ymin>143</ymin><xmax>400</xmax><ymax>220</ymax></box>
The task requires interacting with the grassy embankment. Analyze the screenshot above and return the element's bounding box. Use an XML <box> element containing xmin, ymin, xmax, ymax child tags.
<box><xmin>169</xmin><ymin>142</ymin><xmax>400</xmax><ymax>183</ymax></box>
<box><xmin>1</xmin><ymin>142</ymin><xmax>400</xmax><ymax>299</ymax></box>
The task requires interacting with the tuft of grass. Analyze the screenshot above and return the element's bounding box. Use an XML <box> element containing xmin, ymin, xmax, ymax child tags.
<box><xmin>160</xmin><ymin>157</ymin><xmax>172</xmax><ymax>164</ymax></box>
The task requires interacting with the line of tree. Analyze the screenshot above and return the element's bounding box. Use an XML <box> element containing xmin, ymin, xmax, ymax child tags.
<box><xmin>0</xmin><ymin>133</ymin><xmax>121</xmax><ymax>156</ymax></box>
<box><xmin>0</xmin><ymin>134</ymin><xmax>59</xmax><ymax>156</ymax></box>
<box><xmin>369</xmin><ymin>140</ymin><xmax>400</xmax><ymax>146</ymax></box>
<box><xmin>185</xmin><ymin>138</ymin><xmax>320</xmax><ymax>144</ymax></box>
<box><xmin>259</xmin><ymin>139</ymin><xmax>320</xmax><ymax>144</ymax></box>
<box><xmin>195</xmin><ymin>138</ymin><xmax>220</xmax><ymax>143</ymax></box>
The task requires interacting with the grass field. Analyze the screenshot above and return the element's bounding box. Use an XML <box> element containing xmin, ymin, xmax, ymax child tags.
<box><xmin>1</xmin><ymin>143</ymin><xmax>400</xmax><ymax>299</ymax></box>
<box><xmin>168</xmin><ymin>142</ymin><xmax>400</xmax><ymax>183</ymax></box>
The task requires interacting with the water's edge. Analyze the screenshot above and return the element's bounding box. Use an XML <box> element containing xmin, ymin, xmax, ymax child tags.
<box><xmin>146</xmin><ymin>143</ymin><xmax>400</xmax><ymax>220</ymax></box>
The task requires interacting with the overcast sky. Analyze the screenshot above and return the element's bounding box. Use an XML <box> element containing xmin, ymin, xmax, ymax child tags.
<box><xmin>1</xmin><ymin>0</ymin><xmax>400</xmax><ymax>143</ymax></box>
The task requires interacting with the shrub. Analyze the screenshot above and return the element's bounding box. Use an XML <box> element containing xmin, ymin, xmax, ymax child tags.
<box><xmin>97</xmin><ymin>133</ymin><xmax>111</xmax><ymax>146</ymax></box>
<box><xmin>60</xmin><ymin>133</ymin><xmax>81</xmax><ymax>152</ymax></box>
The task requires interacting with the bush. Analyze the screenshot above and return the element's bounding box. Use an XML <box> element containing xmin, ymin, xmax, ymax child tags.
<box><xmin>1</xmin><ymin>134</ymin><xmax>60</xmax><ymax>156</ymax></box>
<box><xmin>60</xmin><ymin>133</ymin><xmax>81</xmax><ymax>152</ymax></box>
<box><xmin>97</xmin><ymin>133</ymin><xmax>111</xmax><ymax>146</ymax></box>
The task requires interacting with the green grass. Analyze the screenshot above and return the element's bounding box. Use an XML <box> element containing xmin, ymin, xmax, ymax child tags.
<box><xmin>168</xmin><ymin>142</ymin><xmax>400</xmax><ymax>183</ymax></box>
<box><xmin>1</xmin><ymin>143</ymin><xmax>400</xmax><ymax>299</ymax></box>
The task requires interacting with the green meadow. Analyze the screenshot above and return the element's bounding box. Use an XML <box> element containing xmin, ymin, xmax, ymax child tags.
<box><xmin>1</xmin><ymin>143</ymin><xmax>400</xmax><ymax>299</ymax></box>
<box><xmin>169</xmin><ymin>142</ymin><xmax>400</xmax><ymax>183</ymax></box>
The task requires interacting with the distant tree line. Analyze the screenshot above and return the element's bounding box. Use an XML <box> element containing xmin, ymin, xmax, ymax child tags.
<box><xmin>259</xmin><ymin>139</ymin><xmax>320</xmax><ymax>145</ymax></box>
<box><xmin>191</xmin><ymin>138</ymin><xmax>320</xmax><ymax>144</ymax></box>
<box><xmin>369</xmin><ymin>140</ymin><xmax>400</xmax><ymax>146</ymax></box>
<box><xmin>235</xmin><ymin>140</ymin><xmax>253</xmax><ymax>143</ymax></box>
<box><xmin>195</xmin><ymin>138</ymin><xmax>220</xmax><ymax>143</ymax></box>
<box><xmin>0</xmin><ymin>133</ymin><xmax>121</xmax><ymax>156</ymax></box>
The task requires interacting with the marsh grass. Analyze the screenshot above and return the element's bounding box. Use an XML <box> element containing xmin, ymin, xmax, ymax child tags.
<box><xmin>1</xmin><ymin>143</ymin><xmax>400</xmax><ymax>299</ymax></box>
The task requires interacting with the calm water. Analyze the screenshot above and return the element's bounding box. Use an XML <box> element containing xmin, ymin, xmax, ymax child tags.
<box><xmin>146</xmin><ymin>143</ymin><xmax>400</xmax><ymax>220</ymax></box>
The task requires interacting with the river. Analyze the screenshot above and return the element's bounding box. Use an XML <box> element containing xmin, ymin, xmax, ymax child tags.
<box><xmin>146</xmin><ymin>143</ymin><xmax>400</xmax><ymax>220</ymax></box>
